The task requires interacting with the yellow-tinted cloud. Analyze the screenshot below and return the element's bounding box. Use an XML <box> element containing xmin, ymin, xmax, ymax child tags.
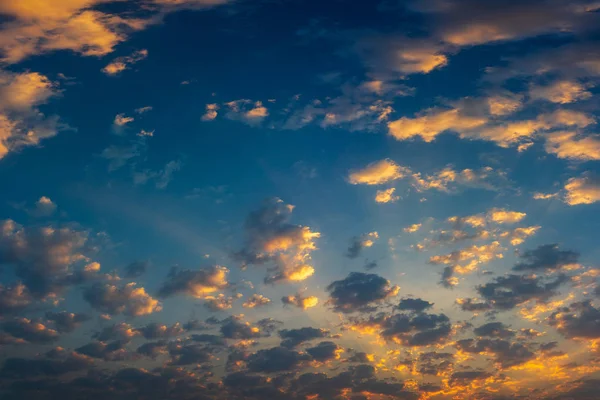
<box><xmin>488</xmin><ymin>208</ymin><xmax>527</xmax><ymax>224</ymax></box>
<box><xmin>404</xmin><ymin>223</ymin><xmax>422</xmax><ymax>233</ymax></box>
<box><xmin>529</xmin><ymin>80</ymin><xmax>593</xmax><ymax>104</ymax></box>
<box><xmin>374</xmin><ymin>187</ymin><xmax>400</xmax><ymax>203</ymax></box>
<box><xmin>102</xmin><ymin>49</ymin><xmax>148</xmax><ymax>76</ymax></box>
<box><xmin>348</xmin><ymin>159</ymin><xmax>409</xmax><ymax>185</ymax></box>
<box><xmin>545</xmin><ymin>131</ymin><xmax>600</xmax><ymax>161</ymax></box>
<box><xmin>201</xmin><ymin>103</ymin><xmax>219</xmax><ymax>121</ymax></box>
<box><xmin>564</xmin><ymin>174</ymin><xmax>600</xmax><ymax>205</ymax></box>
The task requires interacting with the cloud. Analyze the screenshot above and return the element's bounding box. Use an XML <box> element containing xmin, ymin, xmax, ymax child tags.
<box><xmin>0</xmin><ymin>283</ymin><xmax>33</xmax><ymax>316</ymax></box>
<box><xmin>27</xmin><ymin>196</ymin><xmax>57</xmax><ymax>217</ymax></box>
<box><xmin>75</xmin><ymin>340</ymin><xmax>131</xmax><ymax>361</ymax></box>
<box><xmin>473</xmin><ymin>322</ymin><xmax>515</xmax><ymax>339</ymax></box>
<box><xmin>350</xmin><ymin>310</ymin><xmax>452</xmax><ymax>347</ymax></box>
<box><xmin>135</xmin><ymin>106</ymin><xmax>153</xmax><ymax>114</ymax></box>
<box><xmin>281</xmin><ymin>292</ymin><xmax>319</xmax><ymax>310</ymax></box>
<box><xmin>346</xmin><ymin>231</ymin><xmax>379</xmax><ymax>259</ymax></box>
<box><xmin>113</xmin><ymin>113</ymin><xmax>134</xmax><ymax>126</ymax></box>
<box><xmin>135</xmin><ymin>322</ymin><xmax>185</xmax><ymax>340</ymax></box>
<box><xmin>513</xmin><ymin>244</ymin><xmax>579</xmax><ymax>272</ymax></box>
<box><xmin>404</xmin><ymin>223</ymin><xmax>422</xmax><ymax>233</ymax></box>
<box><xmin>412</xmin><ymin>0</ymin><xmax>598</xmax><ymax>47</ymax></box>
<box><xmin>204</xmin><ymin>293</ymin><xmax>241</xmax><ymax>312</ymax></box>
<box><xmin>101</xmin><ymin>144</ymin><xmax>141</xmax><ymax>171</ymax></box>
<box><xmin>94</xmin><ymin>322</ymin><xmax>140</xmax><ymax>342</ymax></box>
<box><xmin>548</xmin><ymin>301</ymin><xmax>600</xmax><ymax>339</ymax></box>
<box><xmin>0</xmin><ymin>350</ymin><xmax>92</xmax><ymax>379</ymax></box>
<box><xmin>157</xmin><ymin>265</ymin><xmax>229</xmax><ymax>298</ymax></box>
<box><xmin>0</xmin><ymin>219</ymin><xmax>99</xmax><ymax>298</ymax></box>
<box><xmin>234</xmin><ymin>198</ymin><xmax>320</xmax><ymax>284</ymax></box>
<box><xmin>133</xmin><ymin>159</ymin><xmax>182</xmax><ymax>189</ymax></box>
<box><xmin>246</xmin><ymin>346</ymin><xmax>311</xmax><ymax>373</ymax></box>
<box><xmin>375</xmin><ymin>187</ymin><xmax>400</xmax><ymax>203</ymax></box>
<box><xmin>168</xmin><ymin>343</ymin><xmax>215</xmax><ymax>365</ymax></box>
<box><xmin>545</xmin><ymin>131</ymin><xmax>600</xmax><ymax>161</ymax></box>
<box><xmin>455</xmin><ymin>338</ymin><xmax>536</xmax><ymax>368</ymax></box>
<box><xmin>0</xmin><ymin>71</ymin><xmax>65</xmax><ymax>159</ymax></box>
<box><xmin>476</xmin><ymin>273</ymin><xmax>569</xmax><ymax>310</ymax></box>
<box><xmin>45</xmin><ymin>311</ymin><xmax>89</xmax><ymax>333</ymax></box>
<box><xmin>455</xmin><ymin>297</ymin><xmax>493</xmax><ymax>313</ymax></box>
<box><xmin>124</xmin><ymin>260</ymin><xmax>148</xmax><ymax>278</ymax></box>
<box><xmin>306</xmin><ymin>341</ymin><xmax>343</xmax><ymax>362</ymax></box>
<box><xmin>279</xmin><ymin>327</ymin><xmax>330</xmax><ymax>348</ymax></box>
<box><xmin>201</xmin><ymin>103</ymin><xmax>219</xmax><ymax>121</ymax></box>
<box><xmin>1</xmin><ymin>317</ymin><xmax>59</xmax><ymax>343</ymax></box>
<box><xmin>219</xmin><ymin>315</ymin><xmax>267</xmax><ymax>340</ymax></box>
<box><xmin>83</xmin><ymin>282</ymin><xmax>162</xmax><ymax>316</ymax></box>
<box><xmin>102</xmin><ymin>49</ymin><xmax>148</xmax><ymax>76</ymax></box>
<box><xmin>529</xmin><ymin>80</ymin><xmax>593</xmax><ymax>104</ymax></box>
<box><xmin>348</xmin><ymin>159</ymin><xmax>408</xmax><ymax>185</ymax></box>
<box><xmin>225</xmin><ymin>100</ymin><xmax>269</xmax><ymax>126</ymax></box>
<box><xmin>397</xmin><ymin>298</ymin><xmax>434</xmax><ymax>313</ymax></box>
<box><xmin>564</xmin><ymin>173</ymin><xmax>600</xmax><ymax>205</ymax></box>
<box><xmin>243</xmin><ymin>294</ymin><xmax>271</xmax><ymax>308</ymax></box>
<box><xmin>326</xmin><ymin>272</ymin><xmax>399</xmax><ymax>313</ymax></box>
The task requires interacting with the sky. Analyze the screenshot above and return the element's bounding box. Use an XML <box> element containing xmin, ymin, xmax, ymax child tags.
<box><xmin>1</xmin><ymin>0</ymin><xmax>600</xmax><ymax>399</ymax></box>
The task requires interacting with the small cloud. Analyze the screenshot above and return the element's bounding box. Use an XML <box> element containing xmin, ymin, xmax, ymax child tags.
<box><xmin>403</xmin><ymin>223</ymin><xmax>421</xmax><ymax>233</ymax></box>
<box><xmin>564</xmin><ymin>173</ymin><xmax>600</xmax><ymax>205</ymax></box>
<box><xmin>346</xmin><ymin>232</ymin><xmax>379</xmax><ymax>259</ymax></box>
<box><xmin>282</xmin><ymin>292</ymin><xmax>319</xmax><ymax>310</ymax></box>
<box><xmin>375</xmin><ymin>187</ymin><xmax>399</xmax><ymax>203</ymax></box>
<box><xmin>348</xmin><ymin>159</ymin><xmax>408</xmax><ymax>185</ymax></box>
<box><xmin>137</xmin><ymin>129</ymin><xmax>154</xmax><ymax>137</ymax></box>
<box><xmin>28</xmin><ymin>196</ymin><xmax>57</xmax><ymax>217</ymax></box>
<box><xmin>135</xmin><ymin>106</ymin><xmax>153</xmax><ymax>114</ymax></box>
<box><xmin>242</xmin><ymin>294</ymin><xmax>271</xmax><ymax>309</ymax></box>
<box><xmin>102</xmin><ymin>49</ymin><xmax>148</xmax><ymax>76</ymax></box>
<box><xmin>201</xmin><ymin>103</ymin><xmax>219</xmax><ymax>121</ymax></box>
<box><xmin>113</xmin><ymin>113</ymin><xmax>134</xmax><ymax>127</ymax></box>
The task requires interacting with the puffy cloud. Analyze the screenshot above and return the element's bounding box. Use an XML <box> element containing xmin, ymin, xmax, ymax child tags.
<box><xmin>94</xmin><ymin>322</ymin><xmax>140</xmax><ymax>342</ymax></box>
<box><xmin>135</xmin><ymin>322</ymin><xmax>185</xmax><ymax>340</ymax></box>
<box><xmin>219</xmin><ymin>315</ymin><xmax>263</xmax><ymax>340</ymax></box>
<box><xmin>326</xmin><ymin>272</ymin><xmax>399</xmax><ymax>313</ymax></box>
<box><xmin>529</xmin><ymin>80</ymin><xmax>593</xmax><ymax>104</ymax></box>
<box><xmin>350</xmin><ymin>310</ymin><xmax>452</xmax><ymax>347</ymax></box>
<box><xmin>75</xmin><ymin>340</ymin><xmax>131</xmax><ymax>361</ymax></box>
<box><xmin>306</xmin><ymin>341</ymin><xmax>343</xmax><ymax>362</ymax></box>
<box><xmin>0</xmin><ymin>219</ymin><xmax>100</xmax><ymax>297</ymax></box>
<box><xmin>157</xmin><ymin>265</ymin><xmax>229</xmax><ymax>298</ymax></box>
<box><xmin>1</xmin><ymin>317</ymin><xmax>59</xmax><ymax>343</ymax></box>
<box><xmin>487</xmin><ymin>208</ymin><xmax>526</xmax><ymax>224</ymax></box>
<box><xmin>348</xmin><ymin>159</ymin><xmax>408</xmax><ymax>185</ymax></box>
<box><xmin>102</xmin><ymin>49</ymin><xmax>148</xmax><ymax>76</ymax></box>
<box><xmin>473</xmin><ymin>322</ymin><xmax>515</xmax><ymax>339</ymax></box>
<box><xmin>412</xmin><ymin>0</ymin><xmax>598</xmax><ymax>47</ymax></box>
<box><xmin>404</xmin><ymin>223</ymin><xmax>422</xmax><ymax>233</ymax></box>
<box><xmin>346</xmin><ymin>231</ymin><xmax>379</xmax><ymax>259</ymax></box>
<box><xmin>279</xmin><ymin>327</ymin><xmax>330</xmax><ymax>348</ymax></box>
<box><xmin>168</xmin><ymin>343</ymin><xmax>214</xmax><ymax>366</ymax></box>
<box><xmin>375</xmin><ymin>187</ymin><xmax>399</xmax><ymax>203</ymax></box>
<box><xmin>397</xmin><ymin>298</ymin><xmax>434</xmax><ymax>313</ymax></box>
<box><xmin>548</xmin><ymin>301</ymin><xmax>600</xmax><ymax>339</ymax></box>
<box><xmin>455</xmin><ymin>338</ymin><xmax>536</xmax><ymax>368</ymax></box>
<box><xmin>124</xmin><ymin>260</ymin><xmax>148</xmax><ymax>278</ymax></box>
<box><xmin>456</xmin><ymin>297</ymin><xmax>493</xmax><ymax>313</ymax></box>
<box><xmin>27</xmin><ymin>196</ymin><xmax>57</xmax><ymax>217</ymax></box>
<box><xmin>0</xmin><ymin>350</ymin><xmax>93</xmax><ymax>379</ymax></box>
<box><xmin>389</xmin><ymin>108</ymin><xmax>487</xmax><ymax>142</ymax></box>
<box><xmin>204</xmin><ymin>293</ymin><xmax>241</xmax><ymax>312</ymax></box>
<box><xmin>476</xmin><ymin>273</ymin><xmax>569</xmax><ymax>310</ymax></box>
<box><xmin>0</xmin><ymin>71</ymin><xmax>64</xmax><ymax>159</ymax></box>
<box><xmin>45</xmin><ymin>311</ymin><xmax>89</xmax><ymax>333</ymax></box>
<box><xmin>83</xmin><ymin>282</ymin><xmax>162</xmax><ymax>316</ymax></box>
<box><xmin>545</xmin><ymin>131</ymin><xmax>600</xmax><ymax>161</ymax></box>
<box><xmin>513</xmin><ymin>244</ymin><xmax>580</xmax><ymax>272</ymax></box>
<box><xmin>281</xmin><ymin>292</ymin><xmax>319</xmax><ymax>310</ymax></box>
<box><xmin>225</xmin><ymin>100</ymin><xmax>269</xmax><ymax>126</ymax></box>
<box><xmin>201</xmin><ymin>103</ymin><xmax>219</xmax><ymax>121</ymax></box>
<box><xmin>247</xmin><ymin>346</ymin><xmax>311</xmax><ymax>373</ymax></box>
<box><xmin>137</xmin><ymin>340</ymin><xmax>169</xmax><ymax>358</ymax></box>
<box><xmin>234</xmin><ymin>198</ymin><xmax>320</xmax><ymax>284</ymax></box>
<box><xmin>564</xmin><ymin>173</ymin><xmax>600</xmax><ymax>205</ymax></box>
<box><xmin>0</xmin><ymin>283</ymin><xmax>33</xmax><ymax>316</ymax></box>
<box><xmin>243</xmin><ymin>294</ymin><xmax>271</xmax><ymax>308</ymax></box>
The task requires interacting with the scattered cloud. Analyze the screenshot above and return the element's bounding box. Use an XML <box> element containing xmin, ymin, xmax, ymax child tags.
<box><xmin>102</xmin><ymin>49</ymin><xmax>148</xmax><ymax>76</ymax></box>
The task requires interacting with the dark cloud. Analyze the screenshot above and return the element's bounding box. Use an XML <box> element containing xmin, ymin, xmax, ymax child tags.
<box><xmin>347</xmin><ymin>351</ymin><xmax>372</xmax><ymax>363</ymax></box>
<box><xmin>549</xmin><ymin>301</ymin><xmax>600</xmax><ymax>339</ymax></box>
<box><xmin>279</xmin><ymin>327</ymin><xmax>330</xmax><ymax>348</ymax></box>
<box><xmin>94</xmin><ymin>322</ymin><xmax>140</xmax><ymax>342</ymax></box>
<box><xmin>0</xmin><ymin>283</ymin><xmax>32</xmax><ymax>316</ymax></box>
<box><xmin>191</xmin><ymin>334</ymin><xmax>226</xmax><ymax>346</ymax></box>
<box><xmin>247</xmin><ymin>346</ymin><xmax>311</xmax><ymax>373</ymax></box>
<box><xmin>75</xmin><ymin>340</ymin><xmax>132</xmax><ymax>361</ymax></box>
<box><xmin>124</xmin><ymin>260</ymin><xmax>148</xmax><ymax>278</ymax></box>
<box><xmin>168</xmin><ymin>343</ymin><xmax>214</xmax><ymax>365</ymax></box>
<box><xmin>233</xmin><ymin>198</ymin><xmax>320</xmax><ymax>284</ymax></box>
<box><xmin>456</xmin><ymin>297</ymin><xmax>493</xmax><ymax>312</ymax></box>
<box><xmin>219</xmin><ymin>315</ymin><xmax>278</xmax><ymax>340</ymax></box>
<box><xmin>346</xmin><ymin>232</ymin><xmax>378</xmax><ymax>259</ymax></box>
<box><xmin>513</xmin><ymin>244</ymin><xmax>579</xmax><ymax>272</ymax></box>
<box><xmin>83</xmin><ymin>282</ymin><xmax>161</xmax><ymax>316</ymax></box>
<box><xmin>306</xmin><ymin>341</ymin><xmax>342</xmax><ymax>362</ymax></box>
<box><xmin>326</xmin><ymin>272</ymin><xmax>399</xmax><ymax>313</ymax></box>
<box><xmin>1</xmin><ymin>317</ymin><xmax>59</xmax><ymax>343</ymax></box>
<box><xmin>397</xmin><ymin>298</ymin><xmax>434</xmax><ymax>313</ymax></box>
<box><xmin>135</xmin><ymin>322</ymin><xmax>185</xmax><ymax>339</ymax></box>
<box><xmin>0</xmin><ymin>220</ymin><xmax>98</xmax><ymax>298</ymax></box>
<box><xmin>473</xmin><ymin>322</ymin><xmax>515</xmax><ymax>338</ymax></box>
<box><xmin>417</xmin><ymin>352</ymin><xmax>454</xmax><ymax>375</ymax></box>
<box><xmin>137</xmin><ymin>340</ymin><xmax>168</xmax><ymax>358</ymax></box>
<box><xmin>45</xmin><ymin>311</ymin><xmax>89</xmax><ymax>333</ymax></box>
<box><xmin>455</xmin><ymin>338</ymin><xmax>536</xmax><ymax>368</ymax></box>
<box><xmin>157</xmin><ymin>265</ymin><xmax>229</xmax><ymax>298</ymax></box>
<box><xmin>0</xmin><ymin>351</ymin><xmax>93</xmax><ymax>379</ymax></box>
<box><xmin>449</xmin><ymin>370</ymin><xmax>492</xmax><ymax>386</ymax></box>
<box><xmin>477</xmin><ymin>273</ymin><xmax>569</xmax><ymax>310</ymax></box>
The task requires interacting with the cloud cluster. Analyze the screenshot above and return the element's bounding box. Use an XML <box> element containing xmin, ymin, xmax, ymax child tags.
<box><xmin>83</xmin><ymin>282</ymin><xmax>162</xmax><ymax>317</ymax></box>
<box><xmin>326</xmin><ymin>272</ymin><xmax>399</xmax><ymax>313</ymax></box>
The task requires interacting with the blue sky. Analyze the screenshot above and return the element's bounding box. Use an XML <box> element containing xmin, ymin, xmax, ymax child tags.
<box><xmin>1</xmin><ymin>1</ymin><xmax>600</xmax><ymax>399</ymax></box>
